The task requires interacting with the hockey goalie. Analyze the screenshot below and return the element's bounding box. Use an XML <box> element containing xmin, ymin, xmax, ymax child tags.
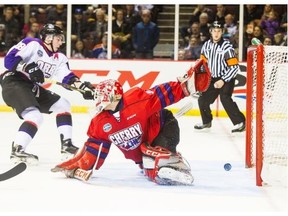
<box><xmin>51</xmin><ymin>63</ymin><xmax>205</xmax><ymax>185</ymax></box>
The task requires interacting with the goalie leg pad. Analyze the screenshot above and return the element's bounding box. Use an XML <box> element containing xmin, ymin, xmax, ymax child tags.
<box><xmin>156</xmin><ymin>166</ymin><xmax>194</xmax><ymax>185</ymax></box>
<box><xmin>140</xmin><ymin>143</ymin><xmax>194</xmax><ymax>185</ymax></box>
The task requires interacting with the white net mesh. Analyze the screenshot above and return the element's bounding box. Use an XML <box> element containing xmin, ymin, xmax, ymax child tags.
<box><xmin>251</xmin><ymin>46</ymin><xmax>288</xmax><ymax>186</ymax></box>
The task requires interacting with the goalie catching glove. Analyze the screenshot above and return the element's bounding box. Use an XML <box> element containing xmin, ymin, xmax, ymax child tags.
<box><xmin>51</xmin><ymin>139</ymin><xmax>108</xmax><ymax>180</ymax></box>
<box><xmin>177</xmin><ymin>59</ymin><xmax>211</xmax><ymax>96</ymax></box>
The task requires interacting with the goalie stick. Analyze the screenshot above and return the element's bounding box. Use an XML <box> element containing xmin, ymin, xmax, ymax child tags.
<box><xmin>45</xmin><ymin>78</ymin><xmax>86</xmax><ymax>93</ymax></box>
<box><xmin>0</xmin><ymin>162</ymin><xmax>27</xmax><ymax>181</ymax></box>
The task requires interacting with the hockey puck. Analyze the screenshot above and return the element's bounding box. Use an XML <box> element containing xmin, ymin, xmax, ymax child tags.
<box><xmin>224</xmin><ymin>163</ymin><xmax>232</xmax><ymax>171</ymax></box>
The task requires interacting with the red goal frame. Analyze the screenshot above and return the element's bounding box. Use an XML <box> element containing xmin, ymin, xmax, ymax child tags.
<box><xmin>245</xmin><ymin>44</ymin><xmax>264</xmax><ymax>186</ymax></box>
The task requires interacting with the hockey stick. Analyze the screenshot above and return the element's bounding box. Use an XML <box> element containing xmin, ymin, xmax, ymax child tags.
<box><xmin>73</xmin><ymin>142</ymin><xmax>103</xmax><ymax>182</ymax></box>
<box><xmin>45</xmin><ymin>78</ymin><xmax>86</xmax><ymax>93</ymax></box>
<box><xmin>0</xmin><ymin>162</ymin><xmax>27</xmax><ymax>181</ymax></box>
<box><xmin>174</xmin><ymin>99</ymin><xmax>194</xmax><ymax>119</ymax></box>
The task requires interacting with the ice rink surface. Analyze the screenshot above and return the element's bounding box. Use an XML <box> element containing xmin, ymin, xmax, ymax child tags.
<box><xmin>0</xmin><ymin>112</ymin><xmax>287</xmax><ymax>216</ymax></box>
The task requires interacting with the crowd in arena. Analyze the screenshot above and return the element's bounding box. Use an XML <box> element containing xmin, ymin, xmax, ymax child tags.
<box><xmin>0</xmin><ymin>4</ymin><xmax>287</xmax><ymax>60</ymax></box>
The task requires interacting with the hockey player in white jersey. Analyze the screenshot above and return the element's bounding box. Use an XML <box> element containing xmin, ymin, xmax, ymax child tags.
<box><xmin>0</xmin><ymin>24</ymin><xmax>95</xmax><ymax>164</ymax></box>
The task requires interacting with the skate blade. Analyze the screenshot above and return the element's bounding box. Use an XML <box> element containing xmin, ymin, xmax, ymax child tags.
<box><xmin>10</xmin><ymin>157</ymin><xmax>39</xmax><ymax>166</ymax></box>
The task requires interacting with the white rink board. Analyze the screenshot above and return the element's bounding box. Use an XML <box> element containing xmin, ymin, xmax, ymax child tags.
<box><xmin>0</xmin><ymin>58</ymin><xmax>247</xmax><ymax>114</ymax></box>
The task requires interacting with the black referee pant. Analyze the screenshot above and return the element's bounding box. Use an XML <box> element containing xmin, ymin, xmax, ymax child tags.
<box><xmin>198</xmin><ymin>78</ymin><xmax>245</xmax><ymax>125</ymax></box>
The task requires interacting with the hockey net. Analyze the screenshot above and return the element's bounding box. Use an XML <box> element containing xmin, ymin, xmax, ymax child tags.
<box><xmin>246</xmin><ymin>45</ymin><xmax>287</xmax><ymax>187</ymax></box>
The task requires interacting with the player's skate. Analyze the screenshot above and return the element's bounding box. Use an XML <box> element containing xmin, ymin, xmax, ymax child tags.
<box><xmin>10</xmin><ymin>142</ymin><xmax>38</xmax><ymax>165</ymax></box>
<box><xmin>60</xmin><ymin>134</ymin><xmax>79</xmax><ymax>160</ymax></box>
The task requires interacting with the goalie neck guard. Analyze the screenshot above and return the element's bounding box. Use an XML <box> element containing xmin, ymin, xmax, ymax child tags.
<box><xmin>94</xmin><ymin>79</ymin><xmax>123</xmax><ymax>112</ymax></box>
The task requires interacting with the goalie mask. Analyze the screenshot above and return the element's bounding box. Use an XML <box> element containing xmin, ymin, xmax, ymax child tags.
<box><xmin>94</xmin><ymin>79</ymin><xmax>123</xmax><ymax>112</ymax></box>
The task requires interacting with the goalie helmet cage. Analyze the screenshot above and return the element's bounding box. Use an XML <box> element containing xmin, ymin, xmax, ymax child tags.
<box><xmin>246</xmin><ymin>44</ymin><xmax>287</xmax><ymax>186</ymax></box>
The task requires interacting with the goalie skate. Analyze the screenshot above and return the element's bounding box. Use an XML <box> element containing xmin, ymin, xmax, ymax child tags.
<box><xmin>156</xmin><ymin>166</ymin><xmax>194</xmax><ymax>185</ymax></box>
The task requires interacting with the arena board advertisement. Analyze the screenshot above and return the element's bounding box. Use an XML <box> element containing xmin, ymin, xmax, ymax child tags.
<box><xmin>0</xmin><ymin>58</ymin><xmax>247</xmax><ymax>116</ymax></box>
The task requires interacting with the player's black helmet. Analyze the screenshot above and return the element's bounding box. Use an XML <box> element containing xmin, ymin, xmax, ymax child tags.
<box><xmin>40</xmin><ymin>24</ymin><xmax>65</xmax><ymax>42</ymax></box>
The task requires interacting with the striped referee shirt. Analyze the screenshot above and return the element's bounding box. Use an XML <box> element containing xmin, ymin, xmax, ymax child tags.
<box><xmin>200</xmin><ymin>38</ymin><xmax>239</xmax><ymax>82</ymax></box>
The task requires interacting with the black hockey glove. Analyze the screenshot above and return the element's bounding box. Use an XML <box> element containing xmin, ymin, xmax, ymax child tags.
<box><xmin>79</xmin><ymin>81</ymin><xmax>95</xmax><ymax>100</ymax></box>
<box><xmin>24</xmin><ymin>62</ymin><xmax>44</xmax><ymax>83</ymax></box>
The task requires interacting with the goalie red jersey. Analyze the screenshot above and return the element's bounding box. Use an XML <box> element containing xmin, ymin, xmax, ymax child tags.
<box><xmin>88</xmin><ymin>81</ymin><xmax>186</xmax><ymax>163</ymax></box>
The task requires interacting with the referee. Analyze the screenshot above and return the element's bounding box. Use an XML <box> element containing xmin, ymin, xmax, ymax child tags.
<box><xmin>194</xmin><ymin>21</ymin><xmax>245</xmax><ymax>133</ymax></box>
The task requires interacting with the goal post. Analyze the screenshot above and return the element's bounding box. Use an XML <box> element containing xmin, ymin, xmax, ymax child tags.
<box><xmin>246</xmin><ymin>44</ymin><xmax>287</xmax><ymax>187</ymax></box>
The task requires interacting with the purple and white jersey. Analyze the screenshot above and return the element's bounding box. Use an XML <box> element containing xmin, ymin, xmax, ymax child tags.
<box><xmin>3</xmin><ymin>37</ymin><xmax>76</xmax><ymax>85</ymax></box>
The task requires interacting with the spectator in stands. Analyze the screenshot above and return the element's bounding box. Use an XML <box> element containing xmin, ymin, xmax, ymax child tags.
<box><xmin>71</xmin><ymin>40</ymin><xmax>92</xmax><ymax>58</ymax></box>
<box><xmin>260</xmin><ymin>10</ymin><xmax>280</xmax><ymax>41</ymax></box>
<box><xmin>134</xmin><ymin>5</ymin><xmax>162</xmax><ymax>24</ymax></box>
<box><xmin>25</xmin><ymin>22</ymin><xmax>40</xmax><ymax>38</ymax></box>
<box><xmin>180</xmin><ymin>22</ymin><xmax>200</xmax><ymax>47</ymax></box>
<box><xmin>96</xmin><ymin>5</ymin><xmax>109</xmax><ymax>22</ymax></box>
<box><xmin>183</xmin><ymin>35</ymin><xmax>202</xmax><ymax>60</ymax></box>
<box><xmin>0</xmin><ymin>6</ymin><xmax>20</xmax><ymax>50</ymax></box>
<box><xmin>12</xmin><ymin>5</ymin><xmax>24</xmax><ymax>31</ymax></box>
<box><xmin>274</xmin><ymin>33</ymin><xmax>287</xmax><ymax>46</ymax></box>
<box><xmin>198</xmin><ymin>12</ymin><xmax>211</xmax><ymax>44</ymax></box>
<box><xmin>29</xmin><ymin>5</ymin><xmax>50</xmax><ymax>25</ymax></box>
<box><xmin>47</xmin><ymin>5</ymin><xmax>67</xmax><ymax>26</ymax></box>
<box><xmin>178</xmin><ymin>49</ymin><xmax>185</xmax><ymax>60</ymax></box>
<box><xmin>243</xmin><ymin>24</ymin><xmax>265</xmax><ymax>60</ymax></box>
<box><xmin>261</xmin><ymin>4</ymin><xmax>275</xmax><ymax>21</ymax></box>
<box><xmin>188</xmin><ymin>5</ymin><xmax>214</xmax><ymax>25</ymax></box>
<box><xmin>244</xmin><ymin>5</ymin><xmax>263</xmax><ymax>25</ymax></box>
<box><xmin>223</xmin><ymin>14</ymin><xmax>238</xmax><ymax>41</ymax></box>
<box><xmin>132</xmin><ymin>9</ymin><xmax>159</xmax><ymax>59</ymax></box>
<box><xmin>83</xmin><ymin>5</ymin><xmax>96</xmax><ymax>23</ymax></box>
<box><xmin>88</xmin><ymin>8</ymin><xmax>108</xmax><ymax>46</ymax></box>
<box><xmin>124</xmin><ymin>4</ymin><xmax>141</xmax><ymax>28</ymax></box>
<box><xmin>0</xmin><ymin>24</ymin><xmax>7</xmax><ymax>56</ymax></box>
<box><xmin>252</xmin><ymin>25</ymin><xmax>265</xmax><ymax>43</ymax></box>
<box><xmin>71</xmin><ymin>8</ymin><xmax>89</xmax><ymax>42</ymax></box>
<box><xmin>22</xmin><ymin>12</ymin><xmax>38</xmax><ymax>38</ymax></box>
<box><xmin>92</xmin><ymin>32</ymin><xmax>121</xmax><ymax>59</ymax></box>
<box><xmin>263</xmin><ymin>36</ymin><xmax>273</xmax><ymax>45</ymax></box>
<box><xmin>112</xmin><ymin>8</ymin><xmax>133</xmax><ymax>59</ymax></box>
<box><xmin>213</xmin><ymin>4</ymin><xmax>228</xmax><ymax>26</ymax></box>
